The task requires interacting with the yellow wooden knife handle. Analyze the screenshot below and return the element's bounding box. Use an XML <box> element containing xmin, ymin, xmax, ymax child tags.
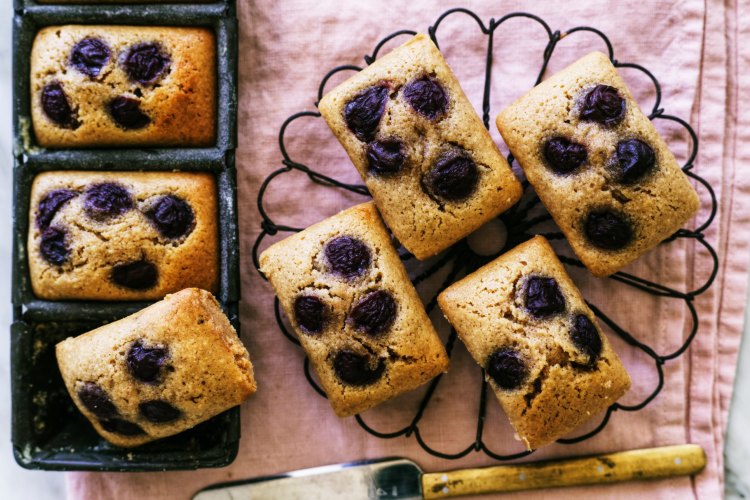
<box><xmin>421</xmin><ymin>444</ymin><xmax>705</xmax><ymax>498</ymax></box>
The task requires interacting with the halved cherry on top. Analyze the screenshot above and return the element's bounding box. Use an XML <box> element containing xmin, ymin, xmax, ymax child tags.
<box><xmin>403</xmin><ymin>76</ymin><xmax>449</xmax><ymax>119</ymax></box>
<box><xmin>139</xmin><ymin>400</ymin><xmax>182</xmax><ymax>423</ymax></box>
<box><xmin>324</xmin><ymin>236</ymin><xmax>371</xmax><ymax>279</ymax></box>
<box><xmin>36</xmin><ymin>189</ymin><xmax>77</xmax><ymax>229</ymax></box>
<box><xmin>112</xmin><ymin>260</ymin><xmax>158</xmax><ymax>290</ymax></box>
<box><xmin>122</xmin><ymin>42</ymin><xmax>171</xmax><ymax>84</ymax></box>
<box><xmin>70</xmin><ymin>37</ymin><xmax>111</xmax><ymax>78</ymax></box>
<box><xmin>83</xmin><ymin>183</ymin><xmax>133</xmax><ymax>220</ymax></box>
<box><xmin>614</xmin><ymin>139</ymin><xmax>656</xmax><ymax>184</ymax></box>
<box><xmin>543</xmin><ymin>137</ymin><xmax>587</xmax><ymax>175</ymax></box>
<box><xmin>570</xmin><ymin>314</ymin><xmax>603</xmax><ymax>364</ymax></box>
<box><xmin>41</xmin><ymin>82</ymin><xmax>76</xmax><ymax>129</ymax></box>
<box><xmin>580</xmin><ymin>85</ymin><xmax>626</xmax><ymax>126</ymax></box>
<box><xmin>349</xmin><ymin>290</ymin><xmax>397</xmax><ymax>337</ymax></box>
<box><xmin>294</xmin><ymin>295</ymin><xmax>327</xmax><ymax>335</ymax></box>
<box><xmin>145</xmin><ymin>195</ymin><xmax>194</xmax><ymax>239</ymax></box>
<box><xmin>524</xmin><ymin>276</ymin><xmax>565</xmax><ymax>318</ymax></box>
<box><xmin>344</xmin><ymin>85</ymin><xmax>389</xmax><ymax>142</ymax></box>
<box><xmin>40</xmin><ymin>226</ymin><xmax>69</xmax><ymax>266</ymax></box>
<box><xmin>366</xmin><ymin>139</ymin><xmax>405</xmax><ymax>175</ymax></box>
<box><xmin>486</xmin><ymin>347</ymin><xmax>528</xmax><ymax>390</ymax></box>
<box><xmin>584</xmin><ymin>210</ymin><xmax>633</xmax><ymax>251</ymax></box>
<box><xmin>333</xmin><ymin>349</ymin><xmax>385</xmax><ymax>386</ymax></box>
<box><xmin>108</xmin><ymin>96</ymin><xmax>150</xmax><ymax>130</ymax></box>
<box><xmin>127</xmin><ymin>340</ymin><xmax>168</xmax><ymax>383</ymax></box>
<box><xmin>424</xmin><ymin>149</ymin><xmax>479</xmax><ymax>202</ymax></box>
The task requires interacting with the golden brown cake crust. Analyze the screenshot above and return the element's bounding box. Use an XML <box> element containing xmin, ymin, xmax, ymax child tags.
<box><xmin>31</xmin><ymin>25</ymin><xmax>216</xmax><ymax>148</ymax></box>
<box><xmin>28</xmin><ymin>171</ymin><xmax>219</xmax><ymax>300</ymax></box>
<box><xmin>496</xmin><ymin>52</ymin><xmax>699</xmax><ymax>277</ymax></box>
<box><xmin>259</xmin><ymin>202</ymin><xmax>449</xmax><ymax>417</ymax></box>
<box><xmin>319</xmin><ymin>34</ymin><xmax>521</xmax><ymax>260</ymax></box>
<box><xmin>55</xmin><ymin>288</ymin><xmax>256</xmax><ymax>448</ymax></box>
<box><xmin>438</xmin><ymin>236</ymin><xmax>631</xmax><ymax>449</ymax></box>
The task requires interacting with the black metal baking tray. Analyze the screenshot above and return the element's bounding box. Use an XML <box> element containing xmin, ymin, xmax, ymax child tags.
<box><xmin>12</xmin><ymin>164</ymin><xmax>241</xmax><ymax>321</ymax></box>
<box><xmin>12</xmin><ymin>2</ymin><xmax>237</xmax><ymax>169</ymax></box>
<box><xmin>11</xmin><ymin>302</ymin><xmax>242</xmax><ymax>472</ymax></box>
<box><xmin>21</xmin><ymin>1</ymin><xmax>224</xmax><ymax>8</ymax></box>
<box><xmin>11</xmin><ymin>0</ymin><xmax>242</xmax><ymax>471</ymax></box>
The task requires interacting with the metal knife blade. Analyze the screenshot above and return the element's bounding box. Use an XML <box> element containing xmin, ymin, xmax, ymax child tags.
<box><xmin>192</xmin><ymin>458</ymin><xmax>423</xmax><ymax>500</ymax></box>
<box><xmin>193</xmin><ymin>444</ymin><xmax>706</xmax><ymax>499</ymax></box>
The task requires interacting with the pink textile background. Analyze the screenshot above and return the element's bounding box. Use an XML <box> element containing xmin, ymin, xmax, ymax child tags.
<box><xmin>69</xmin><ymin>0</ymin><xmax>750</xmax><ymax>498</ymax></box>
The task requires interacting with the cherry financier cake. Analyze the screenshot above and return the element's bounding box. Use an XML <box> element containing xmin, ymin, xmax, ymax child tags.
<box><xmin>56</xmin><ymin>288</ymin><xmax>256</xmax><ymax>447</ymax></box>
<box><xmin>318</xmin><ymin>34</ymin><xmax>522</xmax><ymax>260</ymax></box>
<box><xmin>259</xmin><ymin>202</ymin><xmax>449</xmax><ymax>416</ymax></box>
<box><xmin>496</xmin><ymin>52</ymin><xmax>700</xmax><ymax>277</ymax></box>
<box><xmin>437</xmin><ymin>236</ymin><xmax>630</xmax><ymax>449</ymax></box>
<box><xmin>28</xmin><ymin>171</ymin><xmax>218</xmax><ymax>300</ymax></box>
<box><xmin>30</xmin><ymin>25</ymin><xmax>216</xmax><ymax>148</ymax></box>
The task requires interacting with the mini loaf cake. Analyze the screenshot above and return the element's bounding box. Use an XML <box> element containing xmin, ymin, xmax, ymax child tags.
<box><xmin>28</xmin><ymin>171</ymin><xmax>218</xmax><ymax>300</ymax></box>
<box><xmin>56</xmin><ymin>288</ymin><xmax>256</xmax><ymax>448</ymax></box>
<box><xmin>496</xmin><ymin>51</ymin><xmax>700</xmax><ymax>277</ymax></box>
<box><xmin>318</xmin><ymin>34</ymin><xmax>522</xmax><ymax>260</ymax></box>
<box><xmin>438</xmin><ymin>236</ymin><xmax>630</xmax><ymax>449</ymax></box>
<box><xmin>259</xmin><ymin>202</ymin><xmax>449</xmax><ymax>416</ymax></box>
<box><xmin>30</xmin><ymin>25</ymin><xmax>216</xmax><ymax>148</ymax></box>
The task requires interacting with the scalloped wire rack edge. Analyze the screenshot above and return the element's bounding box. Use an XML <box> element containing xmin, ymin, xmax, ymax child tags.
<box><xmin>251</xmin><ymin>8</ymin><xmax>719</xmax><ymax>461</ymax></box>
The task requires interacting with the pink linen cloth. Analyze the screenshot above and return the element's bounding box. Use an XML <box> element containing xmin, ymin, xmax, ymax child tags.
<box><xmin>68</xmin><ymin>0</ymin><xmax>750</xmax><ymax>498</ymax></box>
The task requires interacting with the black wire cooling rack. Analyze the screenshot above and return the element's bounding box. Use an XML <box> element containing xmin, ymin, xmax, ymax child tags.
<box><xmin>252</xmin><ymin>8</ymin><xmax>719</xmax><ymax>461</ymax></box>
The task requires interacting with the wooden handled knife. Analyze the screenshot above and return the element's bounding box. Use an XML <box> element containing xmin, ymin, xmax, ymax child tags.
<box><xmin>193</xmin><ymin>444</ymin><xmax>705</xmax><ymax>499</ymax></box>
